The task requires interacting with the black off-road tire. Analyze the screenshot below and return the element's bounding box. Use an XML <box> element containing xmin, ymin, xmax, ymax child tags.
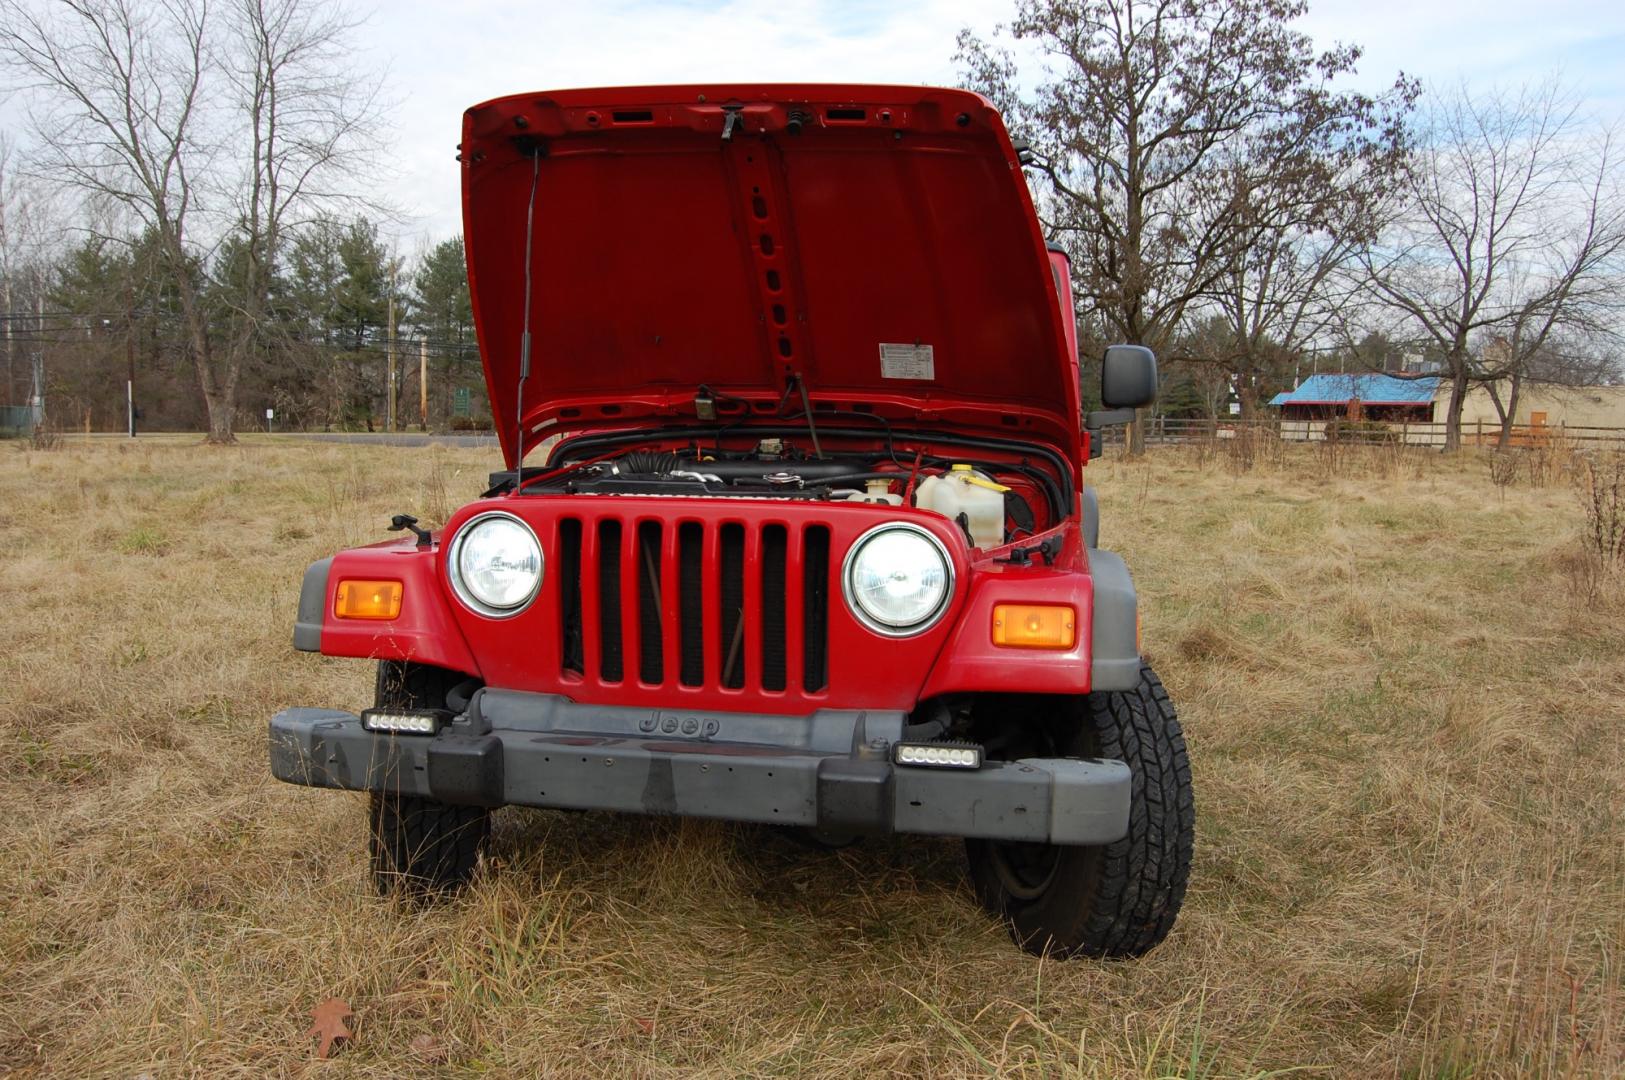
<box><xmin>965</xmin><ymin>664</ymin><xmax>1194</xmax><ymax>959</ymax></box>
<box><xmin>367</xmin><ymin>661</ymin><xmax>490</xmax><ymax>897</ymax></box>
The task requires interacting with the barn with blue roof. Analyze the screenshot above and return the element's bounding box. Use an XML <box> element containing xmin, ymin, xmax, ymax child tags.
<box><xmin>1269</xmin><ymin>373</ymin><xmax>1441</xmax><ymax>423</ymax></box>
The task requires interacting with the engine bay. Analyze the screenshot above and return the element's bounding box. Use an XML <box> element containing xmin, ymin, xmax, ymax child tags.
<box><xmin>496</xmin><ymin>432</ymin><xmax>1068</xmax><ymax>550</ymax></box>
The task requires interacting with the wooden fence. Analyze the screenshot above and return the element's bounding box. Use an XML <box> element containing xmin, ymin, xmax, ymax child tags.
<box><xmin>1095</xmin><ymin>416</ymin><xmax>1625</xmax><ymax>450</ymax></box>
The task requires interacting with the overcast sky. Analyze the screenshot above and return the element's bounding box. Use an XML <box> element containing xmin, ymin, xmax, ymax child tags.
<box><xmin>6</xmin><ymin>0</ymin><xmax>1623</xmax><ymax>251</ymax></box>
<box><xmin>370</xmin><ymin>0</ymin><xmax>1625</xmax><ymax>248</ymax></box>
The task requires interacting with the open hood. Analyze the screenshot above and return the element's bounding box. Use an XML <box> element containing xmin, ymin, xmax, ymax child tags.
<box><xmin>460</xmin><ymin>85</ymin><xmax>1080</xmax><ymax>466</ymax></box>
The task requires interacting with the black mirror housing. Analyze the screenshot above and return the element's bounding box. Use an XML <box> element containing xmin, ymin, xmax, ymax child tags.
<box><xmin>1101</xmin><ymin>345</ymin><xmax>1157</xmax><ymax>409</ymax></box>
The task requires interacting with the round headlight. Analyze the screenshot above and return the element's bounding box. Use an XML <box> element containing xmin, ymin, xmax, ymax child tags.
<box><xmin>449</xmin><ymin>512</ymin><xmax>542</xmax><ymax>616</ymax></box>
<box><xmin>842</xmin><ymin>523</ymin><xmax>954</xmax><ymax>636</ymax></box>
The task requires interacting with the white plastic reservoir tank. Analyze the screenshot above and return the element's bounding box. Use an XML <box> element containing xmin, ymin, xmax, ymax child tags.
<box><xmin>845</xmin><ymin>478</ymin><xmax>904</xmax><ymax>506</ymax></box>
<box><xmin>914</xmin><ymin>465</ymin><xmax>1007</xmax><ymax>549</ymax></box>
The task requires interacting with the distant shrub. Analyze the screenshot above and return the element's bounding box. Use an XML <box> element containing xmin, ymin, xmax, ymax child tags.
<box><xmin>1322</xmin><ymin>418</ymin><xmax>1396</xmax><ymax>444</ymax></box>
<box><xmin>30</xmin><ymin>420</ymin><xmax>63</xmax><ymax>451</ymax></box>
<box><xmin>1488</xmin><ymin>451</ymin><xmax>1519</xmax><ymax>494</ymax></box>
<box><xmin>1525</xmin><ymin>431</ymin><xmax>1576</xmax><ymax>488</ymax></box>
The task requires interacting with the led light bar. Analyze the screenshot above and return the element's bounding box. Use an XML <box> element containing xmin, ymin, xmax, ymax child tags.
<box><xmin>893</xmin><ymin>742</ymin><xmax>983</xmax><ymax>770</ymax></box>
<box><xmin>360</xmin><ymin>709</ymin><xmax>447</xmax><ymax>735</ymax></box>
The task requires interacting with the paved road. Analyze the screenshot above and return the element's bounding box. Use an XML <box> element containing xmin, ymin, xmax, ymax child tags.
<box><xmin>49</xmin><ymin>431</ymin><xmax>502</xmax><ymax>448</ymax></box>
<box><xmin>289</xmin><ymin>432</ymin><xmax>499</xmax><ymax>448</ymax></box>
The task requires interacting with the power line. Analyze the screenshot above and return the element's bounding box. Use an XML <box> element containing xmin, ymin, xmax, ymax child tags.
<box><xmin>0</xmin><ymin>322</ymin><xmax>482</xmax><ymax>357</ymax></box>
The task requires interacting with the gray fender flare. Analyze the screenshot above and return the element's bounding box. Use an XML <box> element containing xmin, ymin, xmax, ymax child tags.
<box><xmin>293</xmin><ymin>557</ymin><xmax>333</xmax><ymax>652</ymax></box>
<box><xmin>1088</xmin><ymin>547</ymin><xmax>1140</xmax><ymax>692</ymax></box>
<box><xmin>1081</xmin><ymin>485</ymin><xmax>1100</xmax><ymax>549</ymax></box>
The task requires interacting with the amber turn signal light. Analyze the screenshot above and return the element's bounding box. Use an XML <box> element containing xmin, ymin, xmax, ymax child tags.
<box><xmin>991</xmin><ymin>603</ymin><xmax>1075</xmax><ymax>649</ymax></box>
<box><xmin>334</xmin><ymin>579</ymin><xmax>403</xmax><ymax>620</ymax></box>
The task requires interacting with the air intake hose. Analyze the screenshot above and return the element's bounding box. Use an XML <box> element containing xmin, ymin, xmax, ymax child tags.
<box><xmin>615</xmin><ymin>450</ymin><xmax>683</xmax><ymax>475</ymax></box>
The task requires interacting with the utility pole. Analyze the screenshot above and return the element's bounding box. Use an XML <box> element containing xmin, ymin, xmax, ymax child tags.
<box><xmin>2</xmin><ymin>260</ymin><xmax>11</xmax><ymax>409</ymax></box>
<box><xmin>31</xmin><ymin>287</ymin><xmax>44</xmax><ymax>429</ymax></box>
<box><xmin>386</xmin><ymin>261</ymin><xmax>397</xmax><ymax>432</ymax></box>
<box><xmin>125</xmin><ymin>276</ymin><xmax>136</xmax><ymax>437</ymax></box>
<box><xmin>419</xmin><ymin>338</ymin><xmax>428</xmax><ymax>430</ymax></box>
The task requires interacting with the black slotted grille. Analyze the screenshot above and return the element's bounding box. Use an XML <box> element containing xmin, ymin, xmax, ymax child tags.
<box><xmin>596</xmin><ymin>519</ymin><xmax>623</xmax><ymax>682</ymax></box>
<box><xmin>558</xmin><ymin>518</ymin><xmax>584</xmax><ymax>676</ymax></box>
<box><xmin>636</xmin><ymin>521</ymin><xmax>664</xmax><ymax>684</ymax></box>
<box><xmin>678</xmin><ymin>522</ymin><xmax>705</xmax><ymax>687</ymax></box>
<box><xmin>802</xmin><ymin>525</ymin><xmax>830</xmax><ymax>693</ymax></box>
<box><xmin>759</xmin><ymin>525</ymin><xmax>787</xmax><ymax>691</ymax></box>
<box><xmin>719</xmin><ymin>524</ymin><xmax>747</xmax><ymax>689</ymax></box>
<box><xmin>573</xmin><ymin>515</ymin><xmax>829</xmax><ymax>695</ymax></box>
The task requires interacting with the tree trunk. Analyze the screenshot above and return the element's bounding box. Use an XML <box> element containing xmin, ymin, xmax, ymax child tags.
<box><xmin>2</xmin><ymin>271</ymin><xmax>12</xmax><ymax>408</ymax></box>
<box><xmin>1442</xmin><ymin>361</ymin><xmax>1469</xmax><ymax>452</ymax></box>
<box><xmin>1236</xmin><ymin>377</ymin><xmax>1261</xmax><ymax>420</ymax></box>
<box><xmin>189</xmin><ymin>322</ymin><xmax>235</xmax><ymax>444</ymax></box>
<box><xmin>203</xmin><ymin>386</ymin><xmax>235</xmax><ymax>443</ymax></box>
<box><xmin>156</xmin><ymin>224</ymin><xmax>238</xmax><ymax>445</ymax></box>
<box><xmin>1496</xmin><ymin>372</ymin><xmax>1523</xmax><ymax>450</ymax></box>
<box><xmin>1127</xmin><ymin>410</ymin><xmax>1146</xmax><ymax>454</ymax></box>
<box><xmin>1486</xmin><ymin>380</ymin><xmax>1509</xmax><ymax>448</ymax></box>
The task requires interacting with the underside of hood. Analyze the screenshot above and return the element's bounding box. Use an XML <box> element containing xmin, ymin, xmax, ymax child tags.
<box><xmin>460</xmin><ymin>84</ymin><xmax>1080</xmax><ymax>466</ymax></box>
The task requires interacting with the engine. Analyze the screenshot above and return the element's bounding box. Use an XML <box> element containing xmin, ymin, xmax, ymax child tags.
<box><xmin>511</xmin><ymin>438</ymin><xmax>1056</xmax><ymax>549</ymax></box>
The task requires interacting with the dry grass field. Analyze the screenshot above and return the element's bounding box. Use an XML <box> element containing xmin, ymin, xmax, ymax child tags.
<box><xmin>1</xmin><ymin>436</ymin><xmax>1620</xmax><ymax>1078</ymax></box>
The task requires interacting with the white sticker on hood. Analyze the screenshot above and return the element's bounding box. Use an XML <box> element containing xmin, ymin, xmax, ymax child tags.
<box><xmin>879</xmin><ymin>342</ymin><xmax>935</xmax><ymax>380</ymax></box>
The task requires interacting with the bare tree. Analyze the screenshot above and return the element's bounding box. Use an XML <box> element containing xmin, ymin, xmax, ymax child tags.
<box><xmin>0</xmin><ymin>132</ymin><xmax>46</xmax><ymax>409</ymax></box>
<box><xmin>213</xmin><ymin>0</ymin><xmax>384</xmax><ymax>424</ymax></box>
<box><xmin>1480</xmin><ymin>326</ymin><xmax>1618</xmax><ymax>447</ymax></box>
<box><xmin>1189</xmin><ymin>125</ymin><xmax>1409</xmax><ymax>415</ymax></box>
<box><xmin>0</xmin><ymin>0</ymin><xmax>384</xmax><ymax>443</ymax></box>
<box><xmin>0</xmin><ymin>0</ymin><xmax>225</xmax><ymax>435</ymax></box>
<box><xmin>958</xmin><ymin>0</ymin><xmax>1410</xmax><ymax>445</ymax></box>
<box><xmin>1360</xmin><ymin>80</ymin><xmax>1625</xmax><ymax>451</ymax></box>
<box><xmin>1189</xmin><ymin>223</ymin><xmax>1358</xmax><ymax>415</ymax></box>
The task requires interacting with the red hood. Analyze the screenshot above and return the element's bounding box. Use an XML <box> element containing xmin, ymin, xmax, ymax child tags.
<box><xmin>460</xmin><ymin>84</ymin><xmax>1080</xmax><ymax>466</ymax></box>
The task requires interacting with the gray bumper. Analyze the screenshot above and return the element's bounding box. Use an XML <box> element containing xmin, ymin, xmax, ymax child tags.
<box><xmin>268</xmin><ymin>694</ymin><xmax>1131</xmax><ymax>846</ymax></box>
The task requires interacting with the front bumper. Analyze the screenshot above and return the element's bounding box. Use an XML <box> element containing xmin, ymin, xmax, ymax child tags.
<box><xmin>268</xmin><ymin>691</ymin><xmax>1130</xmax><ymax>846</ymax></box>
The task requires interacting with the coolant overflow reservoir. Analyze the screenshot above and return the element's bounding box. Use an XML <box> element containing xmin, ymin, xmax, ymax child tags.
<box><xmin>914</xmin><ymin>464</ymin><xmax>1007</xmax><ymax>549</ymax></box>
<box><xmin>846</xmin><ymin>478</ymin><xmax>904</xmax><ymax>506</ymax></box>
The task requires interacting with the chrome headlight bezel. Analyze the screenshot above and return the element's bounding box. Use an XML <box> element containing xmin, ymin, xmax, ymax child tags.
<box><xmin>447</xmin><ymin>510</ymin><xmax>543</xmax><ymax>618</ymax></box>
<box><xmin>840</xmin><ymin>522</ymin><xmax>956</xmax><ymax>637</ymax></box>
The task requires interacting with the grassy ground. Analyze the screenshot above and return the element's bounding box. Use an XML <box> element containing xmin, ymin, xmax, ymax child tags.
<box><xmin>0</xmin><ymin>436</ymin><xmax>1619</xmax><ymax>1078</ymax></box>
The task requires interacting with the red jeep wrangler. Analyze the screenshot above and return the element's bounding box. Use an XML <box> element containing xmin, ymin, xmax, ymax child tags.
<box><xmin>270</xmin><ymin>85</ymin><xmax>1194</xmax><ymax>958</ymax></box>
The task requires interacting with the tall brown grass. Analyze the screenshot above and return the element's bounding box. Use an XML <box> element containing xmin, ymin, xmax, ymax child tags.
<box><xmin>27</xmin><ymin>419</ymin><xmax>62</xmax><ymax>451</ymax></box>
<box><xmin>1574</xmin><ymin>451</ymin><xmax>1625</xmax><ymax>565</ymax></box>
<box><xmin>0</xmin><ymin>436</ymin><xmax>1619</xmax><ymax>1077</ymax></box>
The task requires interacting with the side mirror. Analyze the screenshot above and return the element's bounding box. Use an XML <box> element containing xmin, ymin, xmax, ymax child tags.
<box><xmin>1101</xmin><ymin>345</ymin><xmax>1158</xmax><ymax>409</ymax></box>
<box><xmin>1085</xmin><ymin>345</ymin><xmax>1157</xmax><ymax>462</ymax></box>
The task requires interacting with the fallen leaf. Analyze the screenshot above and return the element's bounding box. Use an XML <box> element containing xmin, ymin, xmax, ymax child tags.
<box><xmin>410</xmin><ymin>1033</ymin><xmax>449</xmax><ymax>1062</ymax></box>
<box><xmin>634</xmin><ymin>1017</ymin><xmax>655</xmax><ymax>1034</ymax></box>
<box><xmin>306</xmin><ymin>997</ymin><xmax>353</xmax><ymax>1059</ymax></box>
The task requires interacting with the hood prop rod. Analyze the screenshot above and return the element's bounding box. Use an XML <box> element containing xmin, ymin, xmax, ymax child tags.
<box><xmin>792</xmin><ymin>371</ymin><xmax>824</xmax><ymax>459</ymax></box>
<box><xmin>513</xmin><ymin>144</ymin><xmax>543</xmax><ymax>483</ymax></box>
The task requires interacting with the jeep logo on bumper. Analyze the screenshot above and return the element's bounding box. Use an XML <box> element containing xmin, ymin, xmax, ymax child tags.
<box><xmin>638</xmin><ymin>713</ymin><xmax>721</xmax><ymax>738</ymax></box>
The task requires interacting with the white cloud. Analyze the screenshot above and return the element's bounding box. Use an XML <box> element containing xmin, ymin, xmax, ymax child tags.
<box><xmin>5</xmin><ymin>0</ymin><xmax>1619</xmax><ymax>248</ymax></box>
<box><xmin>375</xmin><ymin>0</ymin><xmax>995</xmax><ymax>242</ymax></box>
<box><xmin>1296</xmin><ymin>0</ymin><xmax>1625</xmax><ymax>98</ymax></box>
<box><xmin>376</xmin><ymin>0</ymin><xmax>1624</xmax><ymax>245</ymax></box>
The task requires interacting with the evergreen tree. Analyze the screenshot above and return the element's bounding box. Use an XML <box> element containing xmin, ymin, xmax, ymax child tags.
<box><xmin>280</xmin><ymin>214</ymin><xmax>400</xmax><ymax>427</ymax></box>
<box><xmin>334</xmin><ymin>217</ymin><xmax>392</xmax><ymax>351</ymax></box>
<box><xmin>410</xmin><ymin>235</ymin><xmax>479</xmax><ymax>425</ymax></box>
